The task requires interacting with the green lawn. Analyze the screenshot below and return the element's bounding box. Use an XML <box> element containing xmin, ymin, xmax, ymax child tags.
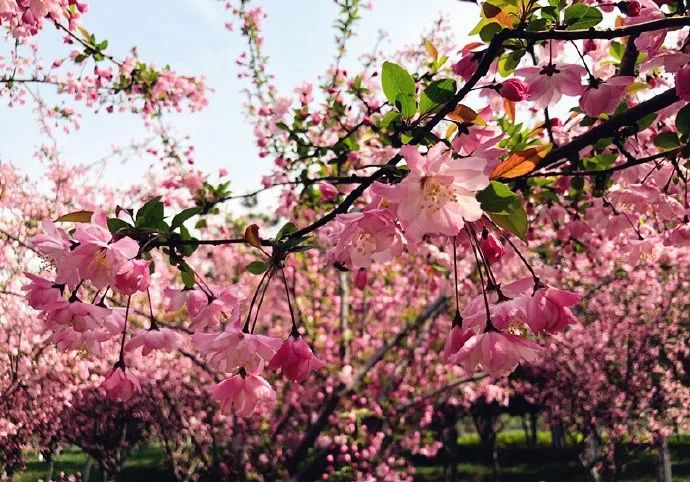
<box><xmin>15</xmin><ymin>433</ymin><xmax>690</xmax><ymax>481</ymax></box>
<box><xmin>17</xmin><ymin>446</ymin><xmax>175</xmax><ymax>482</ymax></box>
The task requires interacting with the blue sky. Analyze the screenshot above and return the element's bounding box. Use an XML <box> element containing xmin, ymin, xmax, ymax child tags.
<box><xmin>1</xmin><ymin>0</ymin><xmax>475</xmax><ymax>201</ymax></box>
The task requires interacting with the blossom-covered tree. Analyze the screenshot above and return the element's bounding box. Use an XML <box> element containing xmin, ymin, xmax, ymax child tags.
<box><xmin>3</xmin><ymin>0</ymin><xmax>690</xmax><ymax>480</ymax></box>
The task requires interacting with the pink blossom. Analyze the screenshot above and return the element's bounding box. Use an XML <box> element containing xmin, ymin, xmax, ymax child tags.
<box><xmin>579</xmin><ymin>77</ymin><xmax>633</xmax><ymax>117</ymax></box>
<box><xmin>64</xmin><ymin>211</ymin><xmax>139</xmax><ymax>289</ymax></box>
<box><xmin>525</xmin><ymin>287</ymin><xmax>580</xmax><ymax>334</ymax></box>
<box><xmin>442</xmin><ymin>324</ymin><xmax>474</xmax><ymax>361</ymax></box>
<box><xmin>515</xmin><ymin>63</ymin><xmax>587</xmax><ymax>109</ymax></box>
<box><xmin>268</xmin><ymin>335</ymin><xmax>325</xmax><ymax>382</ymax></box>
<box><xmin>664</xmin><ymin>224</ymin><xmax>690</xmax><ymax>246</ymax></box>
<box><xmin>193</xmin><ymin>326</ymin><xmax>282</xmax><ymax>372</ymax></box>
<box><xmin>100</xmin><ymin>367</ymin><xmax>141</xmax><ymax>402</ymax></box>
<box><xmin>30</xmin><ymin>219</ymin><xmax>71</xmax><ymax>258</ymax></box>
<box><xmin>386</xmin><ymin>143</ymin><xmax>489</xmax><ymax>242</ymax></box>
<box><xmin>498</xmin><ymin>78</ymin><xmax>530</xmax><ymax>102</ymax></box>
<box><xmin>186</xmin><ymin>286</ymin><xmax>244</xmax><ymax>330</ymax></box>
<box><xmin>126</xmin><ymin>327</ymin><xmax>180</xmax><ymax>355</ymax></box>
<box><xmin>211</xmin><ymin>372</ymin><xmax>276</xmax><ymax>415</ymax></box>
<box><xmin>22</xmin><ymin>273</ymin><xmax>65</xmax><ymax>311</ymax></box>
<box><xmin>676</xmin><ymin>64</ymin><xmax>690</xmax><ymax>101</ymax></box>
<box><xmin>448</xmin><ymin>331</ymin><xmax>540</xmax><ymax>376</ymax></box>
<box><xmin>452</xmin><ymin>53</ymin><xmax>479</xmax><ymax>81</ymax></box>
<box><xmin>319</xmin><ymin>182</ymin><xmax>339</xmax><ymax>202</ymax></box>
<box><xmin>330</xmin><ymin>209</ymin><xmax>404</xmax><ymax>269</ymax></box>
<box><xmin>113</xmin><ymin>259</ymin><xmax>151</xmax><ymax>295</ymax></box>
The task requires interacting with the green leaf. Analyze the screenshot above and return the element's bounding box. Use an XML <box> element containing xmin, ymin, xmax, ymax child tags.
<box><xmin>489</xmin><ymin>202</ymin><xmax>528</xmax><ymax>241</ymax></box>
<box><xmin>55</xmin><ymin>210</ymin><xmax>93</xmax><ymax>223</ymax></box>
<box><xmin>171</xmin><ymin>207</ymin><xmax>202</xmax><ymax>230</ymax></box>
<box><xmin>419</xmin><ymin>79</ymin><xmax>456</xmax><ymax>114</ymax></box>
<box><xmin>654</xmin><ymin>132</ymin><xmax>681</xmax><ymax>150</ymax></box>
<box><xmin>380</xmin><ymin>111</ymin><xmax>402</xmax><ymax>130</ymax></box>
<box><xmin>395</xmin><ymin>93</ymin><xmax>417</xmax><ymax>119</ymax></box>
<box><xmin>107</xmin><ymin>218</ymin><xmax>131</xmax><ymax>234</ymax></box>
<box><xmin>676</xmin><ymin>104</ymin><xmax>690</xmax><ymax>137</ymax></box>
<box><xmin>498</xmin><ymin>50</ymin><xmax>525</xmax><ymax>77</ymax></box>
<box><xmin>637</xmin><ymin>112</ymin><xmax>657</xmax><ymax>131</ymax></box>
<box><xmin>178</xmin><ymin>225</ymin><xmax>198</xmax><ymax>256</ymax></box>
<box><xmin>477</xmin><ymin>181</ymin><xmax>519</xmax><ymax>214</ymax></box>
<box><xmin>563</xmin><ymin>4</ymin><xmax>603</xmax><ymax>30</ymax></box>
<box><xmin>381</xmin><ymin>61</ymin><xmax>416</xmax><ymax>118</ymax></box>
<box><xmin>179</xmin><ymin>264</ymin><xmax>195</xmax><ymax>289</ymax></box>
<box><xmin>479</xmin><ymin>23</ymin><xmax>503</xmax><ymax>43</ymax></box>
<box><xmin>246</xmin><ymin>261</ymin><xmax>269</xmax><ymax>275</ymax></box>
<box><xmin>135</xmin><ymin>196</ymin><xmax>164</xmax><ymax>228</ymax></box>
<box><xmin>276</xmin><ymin>221</ymin><xmax>298</xmax><ymax>240</ymax></box>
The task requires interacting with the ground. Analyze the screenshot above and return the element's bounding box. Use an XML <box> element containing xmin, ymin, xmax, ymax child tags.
<box><xmin>16</xmin><ymin>432</ymin><xmax>690</xmax><ymax>481</ymax></box>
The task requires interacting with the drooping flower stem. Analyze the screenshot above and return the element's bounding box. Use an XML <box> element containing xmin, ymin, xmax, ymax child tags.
<box><xmin>280</xmin><ymin>267</ymin><xmax>299</xmax><ymax>337</ymax></box>
<box><xmin>466</xmin><ymin>226</ymin><xmax>495</xmax><ymax>331</ymax></box>
<box><xmin>117</xmin><ymin>295</ymin><xmax>132</xmax><ymax>367</ymax></box>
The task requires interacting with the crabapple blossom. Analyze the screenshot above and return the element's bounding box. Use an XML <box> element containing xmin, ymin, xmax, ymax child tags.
<box><xmin>386</xmin><ymin>143</ymin><xmax>489</xmax><ymax>242</ymax></box>
<box><xmin>514</xmin><ymin>63</ymin><xmax>587</xmax><ymax>108</ymax></box>
<box><xmin>211</xmin><ymin>371</ymin><xmax>276</xmax><ymax>416</ymax></box>
<box><xmin>267</xmin><ymin>335</ymin><xmax>326</xmax><ymax>382</ymax></box>
<box><xmin>100</xmin><ymin>367</ymin><xmax>141</xmax><ymax>402</ymax></box>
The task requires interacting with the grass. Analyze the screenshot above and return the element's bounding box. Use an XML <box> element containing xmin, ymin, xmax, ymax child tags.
<box><xmin>16</xmin><ymin>446</ymin><xmax>174</xmax><ymax>482</ymax></box>
<box><xmin>14</xmin><ymin>433</ymin><xmax>690</xmax><ymax>481</ymax></box>
<box><xmin>415</xmin><ymin>430</ymin><xmax>690</xmax><ymax>482</ymax></box>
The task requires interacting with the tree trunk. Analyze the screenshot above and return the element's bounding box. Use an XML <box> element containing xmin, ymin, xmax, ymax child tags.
<box><xmin>442</xmin><ymin>424</ymin><xmax>460</xmax><ymax>482</ymax></box>
<box><xmin>45</xmin><ymin>457</ymin><xmax>54</xmax><ymax>482</ymax></box>
<box><xmin>656</xmin><ymin>436</ymin><xmax>672</xmax><ymax>482</ymax></box>
<box><xmin>529</xmin><ymin>412</ymin><xmax>538</xmax><ymax>446</ymax></box>
<box><xmin>551</xmin><ymin>422</ymin><xmax>565</xmax><ymax>449</ymax></box>
<box><xmin>579</xmin><ymin>433</ymin><xmax>603</xmax><ymax>482</ymax></box>
<box><xmin>82</xmin><ymin>456</ymin><xmax>94</xmax><ymax>482</ymax></box>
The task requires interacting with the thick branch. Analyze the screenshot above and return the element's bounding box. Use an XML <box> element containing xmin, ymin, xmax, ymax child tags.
<box><xmin>286</xmin><ymin>295</ymin><xmax>448</xmax><ymax>476</ymax></box>
<box><xmin>537</xmin><ymin>88</ymin><xmax>680</xmax><ymax>170</ymax></box>
<box><xmin>512</xmin><ymin>16</ymin><xmax>690</xmax><ymax>41</ymax></box>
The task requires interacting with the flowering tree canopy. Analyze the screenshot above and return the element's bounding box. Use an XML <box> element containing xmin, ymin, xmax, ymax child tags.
<box><xmin>2</xmin><ymin>0</ymin><xmax>690</xmax><ymax>480</ymax></box>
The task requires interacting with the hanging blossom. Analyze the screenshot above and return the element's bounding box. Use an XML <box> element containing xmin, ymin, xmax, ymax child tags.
<box><xmin>514</xmin><ymin>63</ymin><xmax>587</xmax><ymax>109</ymax></box>
<box><xmin>211</xmin><ymin>370</ymin><xmax>276</xmax><ymax>416</ymax></box>
<box><xmin>385</xmin><ymin>143</ymin><xmax>489</xmax><ymax>242</ymax></box>
<box><xmin>444</xmin><ymin>277</ymin><xmax>581</xmax><ymax>376</ymax></box>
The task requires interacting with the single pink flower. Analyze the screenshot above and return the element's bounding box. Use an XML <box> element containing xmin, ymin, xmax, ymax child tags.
<box><xmin>193</xmin><ymin>326</ymin><xmax>282</xmax><ymax>372</ymax></box>
<box><xmin>525</xmin><ymin>287</ymin><xmax>580</xmax><ymax>334</ymax></box>
<box><xmin>452</xmin><ymin>53</ymin><xmax>479</xmax><ymax>81</ymax></box>
<box><xmin>442</xmin><ymin>324</ymin><xmax>475</xmax><ymax>361</ymax></box>
<box><xmin>126</xmin><ymin>327</ymin><xmax>180</xmax><ymax>355</ymax></box>
<box><xmin>65</xmin><ymin>211</ymin><xmax>139</xmax><ymax>289</ymax></box>
<box><xmin>386</xmin><ymin>143</ymin><xmax>489</xmax><ymax>242</ymax></box>
<box><xmin>113</xmin><ymin>259</ymin><xmax>151</xmax><ymax>295</ymax></box>
<box><xmin>268</xmin><ymin>335</ymin><xmax>325</xmax><ymax>382</ymax></box>
<box><xmin>30</xmin><ymin>219</ymin><xmax>71</xmax><ymax>258</ymax></box>
<box><xmin>46</xmin><ymin>300</ymin><xmax>112</xmax><ymax>333</ymax></box>
<box><xmin>186</xmin><ymin>286</ymin><xmax>244</xmax><ymax>330</ymax></box>
<box><xmin>100</xmin><ymin>367</ymin><xmax>141</xmax><ymax>402</ymax></box>
<box><xmin>514</xmin><ymin>63</ymin><xmax>587</xmax><ymax>109</ymax></box>
<box><xmin>665</xmin><ymin>224</ymin><xmax>690</xmax><ymax>246</ymax></box>
<box><xmin>22</xmin><ymin>273</ymin><xmax>66</xmax><ymax>311</ymax></box>
<box><xmin>330</xmin><ymin>209</ymin><xmax>404</xmax><ymax>269</ymax></box>
<box><xmin>211</xmin><ymin>371</ymin><xmax>276</xmax><ymax>415</ymax></box>
<box><xmin>498</xmin><ymin>78</ymin><xmax>530</xmax><ymax>102</ymax></box>
<box><xmin>448</xmin><ymin>331</ymin><xmax>540</xmax><ymax>376</ymax></box>
<box><xmin>675</xmin><ymin>64</ymin><xmax>690</xmax><ymax>101</ymax></box>
<box><xmin>319</xmin><ymin>182</ymin><xmax>339</xmax><ymax>202</ymax></box>
<box><xmin>579</xmin><ymin>76</ymin><xmax>633</xmax><ymax>117</ymax></box>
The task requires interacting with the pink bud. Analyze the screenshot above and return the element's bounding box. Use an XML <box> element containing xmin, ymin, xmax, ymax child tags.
<box><xmin>498</xmin><ymin>78</ymin><xmax>530</xmax><ymax>102</ymax></box>
<box><xmin>676</xmin><ymin>65</ymin><xmax>690</xmax><ymax>101</ymax></box>
<box><xmin>319</xmin><ymin>182</ymin><xmax>339</xmax><ymax>202</ymax></box>
<box><xmin>354</xmin><ymin>268</ymin><xmax>367</xmax><ymax>290</ymax></box>
<box><xmin>480</xmin><ymin>233</ymin><xmax>505</xmax><ymax>264</ymax></box>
